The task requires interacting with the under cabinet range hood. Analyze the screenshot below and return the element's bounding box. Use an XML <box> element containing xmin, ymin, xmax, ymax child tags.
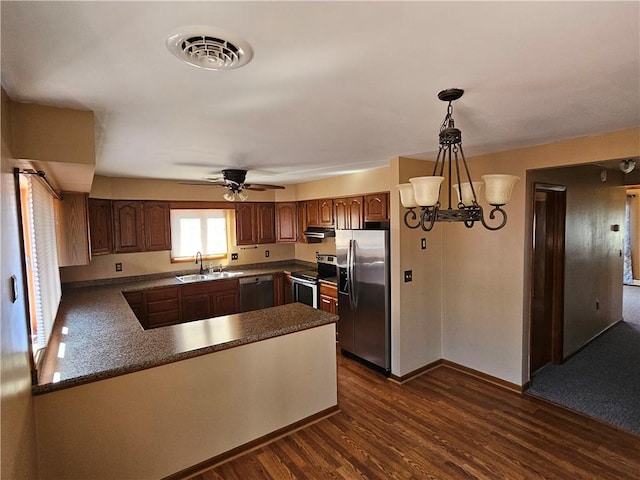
<box><xmin>303</xmin><ymin>226</ymin><xmax>336</xmax><ymax>242</ymax></box>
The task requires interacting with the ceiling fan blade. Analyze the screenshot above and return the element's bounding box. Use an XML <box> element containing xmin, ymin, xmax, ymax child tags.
<box><xmin>244</xmin><ymin>183</ymin><xmax>286</xmax><ymax>190</ymax></box>
<box><xmin>242</xmin><ymin>186</ymin><xmax>266</xmax><ymax>191</ymax></box>
<box><xmin>179</xmin><ymin>180</ymin><xmax>226</xmax><ymax>186</ymax></box>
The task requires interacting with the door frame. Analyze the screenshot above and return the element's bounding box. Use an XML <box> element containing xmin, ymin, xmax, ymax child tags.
<box><xmin>528</xmin><ymin>183</ymin><xmax>566</xmax><ymax>377</ymax></box>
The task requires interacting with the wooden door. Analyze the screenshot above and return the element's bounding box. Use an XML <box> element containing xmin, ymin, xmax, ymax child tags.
<box><xmin>113</xmin><ymin>201</ymin><xmax>144</xmax><ymax>253</ymax></box>
<box><xmin>144</xmin><ymin>201</ymin><xmax>171</xmax><ymax>251</ymax></box>
<box><xmin>88</xmin><ymin>198</ymin><xmax>113</xmax><ymax>255</ymax></box>
<box><xmin>276</xmin><ymin>202</ymin><xmax>297</xmax><ymax>242</ymax></box>
<box><xmin>530</xmin><ymin>185</ymin><xmax>566</xmax><ymax>374</ymax></box>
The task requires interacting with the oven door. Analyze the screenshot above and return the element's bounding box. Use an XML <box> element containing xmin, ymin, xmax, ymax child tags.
<box><xmin>291</xmin><ymin>277</ymin><xmax>318</xmax><ymax>308</ymax></box>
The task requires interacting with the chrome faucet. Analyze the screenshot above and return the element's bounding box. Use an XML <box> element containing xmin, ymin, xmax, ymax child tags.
<box><xmin>195</xmin><ymin>251</ymin><xmax>204</xmax><ymax>274</ymax></box>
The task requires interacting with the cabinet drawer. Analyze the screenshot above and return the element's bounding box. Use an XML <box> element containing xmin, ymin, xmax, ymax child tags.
<box><xmin>181</xmin><ymin>282</ymin><xmax>214</xmax><ymax>296</ymax></box>
<box><xmin>145</xmin><ymin>287</ymin><xmax>178</xmax><ymax>302</ymax></box>
<box><xmin>147</xmin><ymin>310</ymin><xmax>180</xmax><ymax>328</ymax></box>
<box><xmin>319</xmin><ymin>282</ymin><xmax>337</xmax><ymax>298</ymax></box>
<box><xmin>147</xmin><ymin>298</ymin><xmax>179</xmax><ymax>314</ymax></box>
<box><xmin>209</xmin><ymin>278</ymin><xmax>239</xmax><ymax>292</ymax></box>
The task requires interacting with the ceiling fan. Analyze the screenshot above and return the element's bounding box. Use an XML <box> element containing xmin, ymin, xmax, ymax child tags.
<box><xmin>180</xmin><ymin>169</ymin><xmax>285</xmax><ymax>201</ymax></box>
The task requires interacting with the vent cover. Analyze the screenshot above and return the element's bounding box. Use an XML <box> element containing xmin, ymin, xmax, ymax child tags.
<box><xmin>166</xmin><ymin>26</ymin><xmax>253</xmax><ymax>71</ymax></box>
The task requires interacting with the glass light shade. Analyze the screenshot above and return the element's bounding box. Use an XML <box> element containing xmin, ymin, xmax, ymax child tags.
<box><xmin>481</xmin><ymin>174</ymin><xmax>519</xmax><ymax>205</ymax></box>
<box><xmin>397</xmin><ymin>183</ymin><xmax>418</xmax><ymax>208</ymax></box>
<box><xmin>223</xmin><ymin>192</ymin><xmax>234</xmax><ymax>202</ymax></box>
<box><xmin>409</xmin><ymin>176</ymin><xmax>445</xmax><ymax>207</ymax></box>
<box><xmin>453</xmin><ymin>181</ymin><xmax>484</xmax><ymax>206</ymax></box>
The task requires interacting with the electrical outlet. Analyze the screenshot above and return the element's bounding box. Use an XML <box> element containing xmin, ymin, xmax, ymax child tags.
<box><xmin>231</xmin><ymin>253</ymin><xmax>238</xmax><ymax>260</ymax></box>
<box><xmin>404</xmin><ymin>270</ymin><xmax>413</xmax><ymax>282</ymax></box>
<box><xmin>421</xmin><ymin>238</ymin><xmax>427</xmax><ymax>250</ymax></box>
<box><xmin>115</xmin><ymin>263</ymin><xmax>122</xmax><ymax>272</ymax></box>
<box><xmin>265</xmin><ymin>250</ymin><xmax>270</xmax><ymax>258</ymax></box>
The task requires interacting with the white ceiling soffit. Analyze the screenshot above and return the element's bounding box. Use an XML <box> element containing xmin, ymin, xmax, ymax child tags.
<box><xmin>1</xmin><ymin>1</ymin><xmax>639</xmax><ymax>185</ymax></box>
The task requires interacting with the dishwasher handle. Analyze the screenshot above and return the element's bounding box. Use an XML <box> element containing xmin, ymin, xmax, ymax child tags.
<box><xmin>239</xmin><ymin>275</ymin><xmax>272</xmax><ymax>285</ymax></box>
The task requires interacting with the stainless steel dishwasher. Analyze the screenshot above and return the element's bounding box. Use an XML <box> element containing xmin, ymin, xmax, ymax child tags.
<box><xmin>239</xmin><ymin>275</ymin><xmax>274</xmax><ymax>312</ymax></box>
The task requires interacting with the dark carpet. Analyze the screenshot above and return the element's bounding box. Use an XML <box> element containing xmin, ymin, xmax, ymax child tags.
<box><xmin>526</xmin><ymin>286</ymin><xmax>640</xmax><ymax>435</ymax></box>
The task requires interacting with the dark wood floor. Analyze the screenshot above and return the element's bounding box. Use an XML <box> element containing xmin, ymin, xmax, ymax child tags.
<box><xmin>190</xmin><ymin>354</ymin><xmax>640</xmax><ymax>479</ymax></box>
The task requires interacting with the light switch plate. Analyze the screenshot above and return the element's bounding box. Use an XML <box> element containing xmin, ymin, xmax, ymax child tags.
<box><xmin>404</xmin><ymin>270</ymin><xmax>413</xmax><ymax>282</ymax></box>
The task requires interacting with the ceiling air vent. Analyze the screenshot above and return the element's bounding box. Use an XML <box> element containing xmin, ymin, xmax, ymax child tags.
<box><xmin>166</xmin><ymin>26</ymin><xmax>253</xmax><ymax>71</ymax></box>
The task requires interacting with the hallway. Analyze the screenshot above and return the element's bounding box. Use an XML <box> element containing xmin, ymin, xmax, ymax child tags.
<box><xmin>526</xmin><ymin>285</ymin><xmax>640</xmax><ymax>434</ymax></box>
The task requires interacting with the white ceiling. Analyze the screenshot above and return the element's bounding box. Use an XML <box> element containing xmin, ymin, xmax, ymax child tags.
<box><xmin>2</xmin><ymin>1</ymin><xmax>639</xmax><ymax>186</ymax></box>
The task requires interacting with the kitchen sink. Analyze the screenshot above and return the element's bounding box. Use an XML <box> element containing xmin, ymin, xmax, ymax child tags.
<box><xmin>176</xmin><ymin>272</ymin><xmax>244</xmax><ymax>283</ymax></box>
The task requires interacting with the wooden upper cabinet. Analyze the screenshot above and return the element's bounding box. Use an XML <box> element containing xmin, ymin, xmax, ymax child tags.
<box><xmin>364</xmin><ymin>193</ymin><xmax>389</xmax><ymax>222</ymax></box>
<box><xmin>144</xmin><ymin>201</ymin><xmax>171</xmax><ymax>251</ymax></box>
<box><xmin>113</xmin><ymin>201</ymin><xmax>144</xmax><ymax>253</ymax></box>
<box><xmin>318</xmin><ymin>199</ymin><xmax>334</xmax><ymax>226</ymax></box>
<box><xmin>306</xmin><ymin>199</ymin><xmax>333</xmax><ymax>227</ymax></box>
<box><xmin>235</xmin><ymin>202</ymin><xmax>256</xmax><ymax>245</ymax></box>
<box><xmin>276</xmin><ymin>202</ymin><xmax>297</xmax><ymax>243</ymax></box>
<box><xmin>334</xmin><ymin>196</ymin><xmax>363</xmax><ymax>230</ymax></box>
<box><xmin>88</xmin><ymin>198</ymin><xmax>113</xmax><ymax>256</ymax></box>
<box><xmin>54</xmin><ymin>192</ymin><xmax>91</xmax><ymax>266</ymax></box>
<box><xmin>235</xmin><ymin>202</ymin><xmax>276</xmax><ymax>245</ymax></box>
<box><xmin>297</xmin><ymin>201</ymin><xmax>308</xmax><ymax>244</ymax></box>
<box><xmin>256</xmin><ymin>202</ymin><xmax>276</xmax><ymax>244</ymax></box>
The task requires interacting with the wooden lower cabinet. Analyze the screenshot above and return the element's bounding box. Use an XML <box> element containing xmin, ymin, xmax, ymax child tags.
<box><xmin>127</xmin><ymin>279</ymin><xmax>240</xmax><ymax>329</ymax></box>
<box><xmin>145</xmin><ymin>287</ymin><xmax>180</xmax><ymax>329</ymax></box>
<box><xmin>319</xmin><ymin>282</ymin><xmax>338</xmax><ymax>314</ymax></box>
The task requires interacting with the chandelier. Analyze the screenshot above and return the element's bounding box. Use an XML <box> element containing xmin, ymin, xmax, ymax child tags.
<box><xmin>398</xmin><ymin>89</ymin><xmax>519</xmax><ymax>232</ymax></box>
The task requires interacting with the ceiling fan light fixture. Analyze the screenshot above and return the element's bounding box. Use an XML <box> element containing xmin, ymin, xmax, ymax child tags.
<box><xmin>620</xmin><ymin>159</ymin><xmax>636</xmax><ymax>174</ymax></box>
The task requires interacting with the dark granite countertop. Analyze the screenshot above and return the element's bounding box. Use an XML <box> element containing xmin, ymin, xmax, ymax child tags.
<box><xmin>35</xmin><ymin>262</ymin><xmax>337</xmax><ymax>395</ymax></box>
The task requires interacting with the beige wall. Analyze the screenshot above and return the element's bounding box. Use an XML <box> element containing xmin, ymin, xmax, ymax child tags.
<box><xmin>35</xmin><ymin>325</ymin><xmax>337</xmax><ymax>480</ymax></box>
<box><xmin>439</xmin><ymin>128</ymin><xmax>640</xmax><ymax>385</ymax></box>
<box><xmin>1</xmin><ymin>91</ymin><xmax>40</xmax><ymax>478</ymax></box>
<box><xmin>393</xmin><ymin>157</ymin><xmax>443</xmax><ymax>375</ymax></box>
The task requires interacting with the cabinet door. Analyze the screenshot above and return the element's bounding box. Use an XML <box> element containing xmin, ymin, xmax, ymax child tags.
<box><xmin>306</xmin><ymin>200</ymin><xmax>319</xmax><ymax>226</ymax></box>
<box><xmin>297</xmin><ymin>201</ymin><xmax>308</xmax><ymax>244</ymax></box>
<box><xmin>273</xmin><ymin>272</ymin><xmax>285</xmax><ymax>306</ymax></box>
<box><xmin>318</xmin><ymin>199</ymin><xmax>334</xmax><ymax>226</ymax></box>
<box><xmin>319</xmin><ymin>283</ymin><xmax>338</xmax><ymax>314</ymax></box>
<box><xmin>334</xmin><ymin>198</ymin><xmax>348</xmax><ymax>230</ymax></box>
<box><xmin>88</xmin><ymin>198</ymin><xmax>113</xmax><ymax>255</ymax></box>
<box><xmin>144</xmin><ymin>201</ymin><xmax>171</xmax><ymax>251</ymax></box>
<box><xmin>113</xmin><ymin>201</ymin><xmax>144</xmax><ymax>253</ymax></box>
<box><xmin>284</xmin><ymin>274</ymin><xmax>293</xmax><ymax>304</ymax></box>
<box><xmin>213</xmin><ymin>289</ymin><xmax>240</xmax><ymax>317</ymax></box>
<box><xmin>54</xmin><ymin>192</ymin><xmax>91</xmax><ymax>266</ymax></box>
<box><xmin>235</xmin><ymin>203</ymin><xmax>257</xmax><ymax>245</ymax></box>
<box><xmin>276</xmin><ymin>202</ymin><xmax>297</xmax><ymax>242</ymax></box>
<box><xmin>181</xmin><ymin>294</ymin><xmax>212</xmax><ymax>322</ymax></box>
<box><xmin>364</xmin><ymin>193</ymin><xmax>389</xmax><ymax>222</ymax></box>
<box><xmin>335</xmin><ymin>196</ymin><xmax>363</xmax><ymax>230</ymax></box>
<box><xmin>256</xmin><ymin>203</ymin><xmax>276</xmax><ymax>244</ymax></box>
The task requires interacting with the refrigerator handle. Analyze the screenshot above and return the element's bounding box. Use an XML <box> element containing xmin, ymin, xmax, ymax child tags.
<box><xmin>349</xmin><ymin>239</ymin><xmax>358</xmax><ymax>309</ymax></box>
<box><xmin>347</xmin><ymin>239</ymin><xmax>355</xmax><ymax>310</ymax></box>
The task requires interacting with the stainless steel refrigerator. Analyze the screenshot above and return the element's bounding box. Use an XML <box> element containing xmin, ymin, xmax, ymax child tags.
<box><xmin>336</xmin><ymin>230</ymin><xmax>390</xmax><ymax>374</ymax></box>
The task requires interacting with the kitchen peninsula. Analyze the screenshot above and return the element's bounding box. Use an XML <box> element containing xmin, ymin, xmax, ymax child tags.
<box><xmin>33</xmin><ymin>270</ymin><xmax>338</xmax><ymax>480</ymax></box>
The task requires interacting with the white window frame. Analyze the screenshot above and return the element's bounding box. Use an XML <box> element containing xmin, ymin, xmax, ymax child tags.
<box><xmin>170</xmin><ymin>209</ymin><xmax>229</xmax><ymax>262</ymax></box>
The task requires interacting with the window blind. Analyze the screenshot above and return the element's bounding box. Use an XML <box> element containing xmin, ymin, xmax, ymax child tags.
<box><xmin>25</xmin><ymin>176</ymin><xmax>62</xmax><ymax>353</ymax></box>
